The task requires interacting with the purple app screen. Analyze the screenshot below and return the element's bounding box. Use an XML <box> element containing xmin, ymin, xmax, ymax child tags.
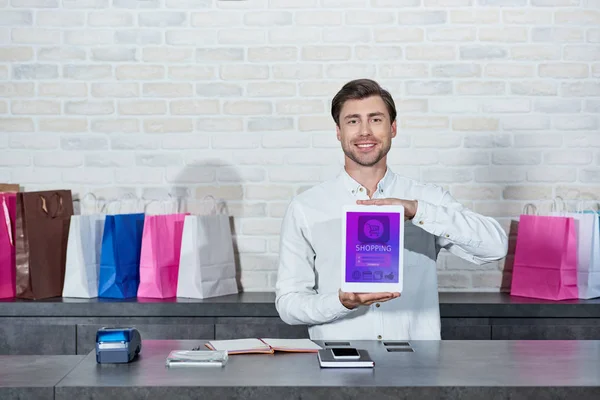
<box><xmin>345</xmin><ymin>211</ymin><xmax>400</xmax><ymax>283</ymax></box>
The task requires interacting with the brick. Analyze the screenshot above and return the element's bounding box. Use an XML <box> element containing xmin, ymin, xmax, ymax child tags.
<box><xmin>565</xmin><ymin>134</ymin><xmax>600</xmax><ymax>148</ymax></box>
<box><xmin>115</xmin><ymin>30</ymin><xmax>162</xmax><ymax>45</ymax></box>
<box><xmin>532</xmin><ymin>28</ymin><xmax>583</xmax><ymax>43</ymax></box>
<box><xmin>39</xmin><ymin>118</ymin><xmax>87</xmax><ymax>132</ymax></box>
<box><xmin>139</xmin><ymin>12</ymin><xmax>186</xmax><ymax>27</ymax></box>
<box><xmin>457</xmin><ymin>81</ymin><xmax>505</xmax><ymax>95</ymax></box>
<box><xmin>116</xmin><ymin>65</ymin><xmax>164</xmax><ymax>80</ymax></box>
<box><xmin>196</xmin><ymin>118</ymin><xmax>243</xmax><ymax>132</ymax></box>
<box><xmin>437</xmin><ymin>272</ymin><xmax>470</xmax><ymax>289</ymax></box>
<box><xmin>85</xmin><ymin>153</ymin><xmax>134</xmax><ymax>167</ymax></box>
<box><xmin>527</xmin><ymin>168</ymin><xmax>577</xmax><ymax>182</ymax></box>
<box><xmin>580</xmin><ymin>170</ymin><xmax>600</xmax><ymax>183</ymax></box>
<box><xmin>555</xmin><ymin>11</ymin><xmax>600</xmax><ymax>25</ymax></box>
<box><xmin>588</xmin><ymin>29</ymin><xmax>600</xmax><ymax>43</ymax></box>
<box><xmin>63</xmin><ymin>0</ymin><xmax>107</xmax><ymax>7</ymax></box>
<box><xmin>242</xmin><ymin>218</ymin><xmax>281</xmax><ymax>236</ymax></box>
<box><xmin>398</xmin><ymin>11</ymin><xmax>446</xmax><ymax>25</ymax></box>
<box><xmin>556</xmin><ymin>185</ymin><xmax>600</xmax><ymax>201</ymax></box>
<box><xmin>387</xmin><ymin>150</ymin><xmax>438</xmax><ymax>165</ymax></box>
<box><xmin>196</xmin><ymin>48</ymin><xmax>244</xmax><ymax>63</ymax></box>
<box><xmin>38</xmin><ymin>11</ymin><xmax>83</xmax><ymax>26</ymax></box>
<box><xmin>379</xmin><ymin>64</ymin><xmax>427</xmax><ymax>79</ymax></box>
<box><xmin>372</xmin><ymin>0</ymin><xmax>420</xmax><ymax>5</ymax></box>
<box><xmin>475</xmin><ymin>167</ymin><xmax>525</xmax><ymax>183</ymax></box>
<box><xmin>247</xmin><ymin>117</ymin><xmax>294</xmax><ymax>132</ymax></box>
<box><xmin>249</xmin><ymin>47</ymin><xmax>297</xmax><ymax>62</ymax></box>
<box><xmin>503</xmin><ymin>10</ymin><xmax>553</xmax><ymax>24</ymax></box>
<box><xmin>92</xmin><ymin>48</ymin><xmax>137</xmax><ymax>62</ymax></box>
<box><xmin>165</xmin><ymin>166</ymin><xmax>215</xmax><ymax>184</ymax></box>
<box><xmin>413</xmin><ymin>134</ymin><xmax>462</xmax><ymax>148</ymax></box>
<box><xmin>144</xmin><ymin>118</ymin><xmax>193</xmax><ymax>133</ymax></box>
<box><xmin>261</xmin><ymin>133</ymin><xmax>310</xmax><ymax>148</ymax></box>
<box><xmin>502</xmin><ymin>186</ymin><xmax>553</xmax><ymax>200</ymax></box>
<box><xmin>244</xmin><ymin>11</ymin><xmax>292</xmax><ymax>26</ymax></box>
<box><xmin>220</xmin><ymin>29</ymin><xmax>267</xmax><ymax>45</ymax></box>
<box><xmin>464</xmin><ymin>134</ymin><xmax>511</xmax><ymax>148</ymax></box>
<box><xmin>453</xmin><ymin>117</ymin><xmax>499</xmax><ymax>131</ymax></box>
<box><xmin>534</xmin><ymin>99</ymin><xmax>581</xmax><ymax>113</ymax></box>
<box><xmin>479</xmin><ymin>0</ymin><xmax>526</xmax><ymax>4</ymax></box>
<box><xmin>298</xmin><ymin>116</ymin><xmax>334</xmax><ymax>132</ymax></box>
<box><xmin>167</xmin><ymin>0</ymin><xmax>211</xmax><ymax>8</ymax></box>
<box><xmin>219</xmin><ymin>167</ymin><xmax>265</xmax><ymax>183</ymax></box>
<box><xmin>167</xmin><ymin>67</ymin><xmax>215</xmax><ymax>81</ymax></box>
<box><xmin>430</xmin><ymin>99</ymin><xmax>478</xmax><ymax>113</ymax></box>
<box><xmin>320</xmin><ymin>0</ymin><xmax>365</xmax><ymax>6</ymax></box>
<box><xmin>269</xmin><ymin>0</ymin><xmax>317</xmax><ymax>7</ymax></box>
<box><xmin>166</xmin><ymin>30</ymin><xmax>217</xmax><ymax>46</ymax></box>
<box><xmin>450</xmin><ymin>10</ymin><xmax>499</xmax><ymax>24</ymax></box>
<box><xmin>12</xmin><ymin>168</ymin><xmax>65</xmax><ymax>184</ymax></box>
<box><xmin>482</xmin><ymin>99</ymin><xmax>530</xmax><ymax>113</ymax></box>
<box><xmin>554</xmin><ymin>116</ymin><xmax>598</xmax><ymax>131</ymax></box>
<box><xmin>143</xmin><ymin>83</ymin><xmax>193</xmax><ymax>98</ymax></box>
<box><xmin>192</xmin><ymin>11</ymin><xmax>243</xmax><ymax>27</ymax></box>
<box><xmin>9</xmin><ymin>134</ymin><xmax>58</xmax><ymax>150</ymax></box>
<box><xmin>88</xmin><ymin>11</ymin><xmax>132</xmax><ymax>26</ymax></box>
<box><xmin>274</xmin><ymin>65</ymin><xmax>324</xmax><ymax>80</ymax></box>
<box><xmin>479</xmin><ymin>27</ymin><xmax>527</xmax><ymax>42</ymax></box>
<box><xmin>65</xmin><ymin>30</ymin><xmax>113</xmax><ymax>45</ymax></box>
<box><xmin>354</xmin><ymin>46</ymin><xmax>401</xmax><ymax>60</ymax></box>
<box><xmin>234</xmin><ymin>238</ymin><xmax>267</xmax><ymax>254</ymax></box>
<box><xmin>223</xmin><ymin>101</ymin><xmax>271</xmax><ymax>115</ymax></box>
<box><xmin>231</xmin><ymin>150</ymin><xmax>284</xmax><ymax>165</ymax></box>
<box><xmin>91</xmin><ymin>119</ymin><xmax>138</xmax><ymax>133</ymax></box>
<box><xmin>511</xmin><ymin>81</ymin><xmax>557</xmax><ymax>96</ymax></box>
<box><xmin>532</xmin><ymin>0</ymin><xmax>578</xmax><ymax>4</ymax></box>
<box><xmin>585</xmin><ymin>100</ymin><xmax>600</xmax><ymax>113</ymax></box>
<box><xmin>451</xmin><ymin>185</ymin><xmax>502</xmax><ymax>200</ymax></box>
<box><xmin>116</xmin><ymin>167</ymin><xmax>165</xmax><ymax>184</ymax></box>
<box><xmin>12</xmin><ymin>100</ymin><xmax>60</xmax><ymax>115</ymax></box>
<box><xmin>111</xmin><ymin>134</ymin><xmax>160</xmax><ymax>150</ymax></box>
<box><xmin>428</xmin><ymin>27</ymin><xmax>476</xmax><ymax>42</ymax></box>
<box><xmin>562</xmin><ymin>82</ymin><xmax>600</xmax><ymax>96</ymax></box>
<box><xmin>119</xmin><ymin>100</ymin><xmax>167</xmax><ymax>115</ymax></box>
<box><xmin>0</xmin><ymin>11</ymin><xmax>32</xmax><ymax>25</ymax></box>
<box><xmin>38</xmin><ymin>47</ymin><xmax>85</xmax><ymax>61</ymax></box>
<box><xmin>143</xmin><ymin>47</ymin><xmax>192</xmax><ymax>62</ymax></box>
<box><xmin>514</xmin><ymin>133</ymin><xmax>562</xmax><ymax>147</ymax></box>
<box><xmin>285</xmin><ymin>150</ymin><xmax>341</xmax><ymax>165</ymax></box>
<box><xmin>564</xmin><ymin>46</ymin><xmax>600</xmax><ymax>61</ymax></box>
<box><xmin>247</xmin><ymin>82</ymin><xmax>295</xmax><ymax>97</ymax></box>
<box><xmin>34</xmin><ymin>152</ymin><xmax>83</xmax><ymax>168</ymax></box>
<box><xmin>432</xmin><ymin>64</ymin><xmax>481</xmax><ymax>78</ymax></box>
<box><xmin>406</xmin><ymin>81</ymin><xmax>452</xmax><ymax>96</ymax></box>
<box><xmin>136</xmin><ymin>154</ymin><xmax>182</xmax><ymax>167</ymax></box>
<box><xmin>374</xmin><ymin>28</ymin><xmax>424</xmax><ymax>42</ymax></box>
<box><xmin>91</xmin><ymin>83</ymin><xmax>138</xmax><ymax>98</ymax></box>
<box><xmin>510</xmin><ymin>46</ymin><xmax>560</xmax><ymax>60</ymax></box>
<box><xmin>162</xmin><ymin>135</ymin><xmax>209</xmax><ymax>149</ymax></box>
<box><xmin>0</xmin><ymin>47</ymin><xmax>32</xmax><ymax>62</ymax></box>
<box><xmin>401</xmin><ymin>116</ymin><xmax>449</xmax><ymax>130</ymax></box>
<box><xmin>503</xmin><ymin>116</ymin><xmax>550</xmax><ymax>131</ymax></box>
<box><xmin>301</xmin><ymin>46</ymin><xmax>350</xmax><ymax>61</ymax></box>
<box><xmin>61</xmin><ymin>136</ymin><xmax>108</xmax><ymax>151</ymax></box>
<box><xmin>460</xmin><ymin>45</ymin><xmax>507</xmax><ymax>59</ymax></box>
<box><xmin>424</xmin><ymin>0</ymin><xmax>472</xmax><ymax>5</ymax></box>
<box><xmin>492</xmin><ymin>151</ymin><xmax>541</xmax><ymax>165</ymax></box>
<box><xmin>545</xmin><ymin>150</ymin><xmax>593</xmax><ymax>165</ymax></box>
<box><xmin>346</xmin><ymin>10</ymin><xmax>394</xmax><ymax>25</ymax></box>
<box><xmin>0</xmin><ymin>151</ymin><xmax>31</xmax><ymax>167</ymax></box>
<box><xmin>438</xmin><ymin>150</ymin><xmax>490</xmax><ymax>166</ymax></box>
<box><xmin>422</xmin><ymin>168</ymin><xmax>472</xmax><ymax>183</ymax></box>
<box><xmin>39</xmin><ymin>83</ymin><xmax>86</xmax><ymax>98</ymax></box>
<box><xmin>312</xmin><ymin>133</ymin><xmax>340</xmax><ymax>148</ymax></box>
<box><xmin>65</xmin><ymin>101</ymin><xmax>114</xmax><ymax>115</ymax></box>
<box><xmin>267</xmin><ymin>27</ymin><xmax>320</xmax><ymax>44</ymax></box>
<box><xmin>269</xmin><ymin>166</ymin><xmax>321</xmax><ymax>182</ymax></box>
<box><xmin>12</xmin><ymin>28</ymin><xmax>60</xmax><ymax>44</ymax></box>
<box><xmin>196</xmin><ymin>83</ymin><xmax>242</xmax><ymax>97</ymax></box>
<box><xmin>405</xmin><ymin>46</ymin><xmax>455</xmax><ymax>60</ymax></box>
<box><xmin>170</xmin><ymin>100</ymin><xmax>219</xmax><ymax>115</ymax></box>
<box><xmin>396</xmin><ymin>99</ymin><xmax>428</xmax><ymax>113</ymax></box>
<box><xmin>485</xmin><ymin>64</ymin><xmax>533</xmax><ymax>78</ymax></box>
<box><xmin>276</xmin><ymin>100</ymin><xmax>323</xmax><ymax>115</ymax></box>
<box><xmin>0</xmin><ymin>83</ymin><xmax>33</xmax><ymax>97</ymax></box>
<box><xmin>64</xmin><ymin>65</ymin><xmax>112</xmax><ymax>80</ymax></box>
<box><xmin>325</xmin><ymin>63</ymin><xmax>375</xmax><ymax>79</ymax></box>
<box><xmin>220</xmin><ymin>65</ymin><xmax>268</xmax><ymax>80</ymax></box>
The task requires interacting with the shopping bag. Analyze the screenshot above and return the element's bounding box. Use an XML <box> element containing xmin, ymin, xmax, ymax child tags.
<box><xmin>579</xmin><ymin>210</ymin><xmax>600</xmax><ymax>299</ymax></box>
<box><xmin>0</xmin><ymin>184</ymin><xmax>19</xmax><ymax>193</ymax></box>
<box><xmin>511</xmin><ymin>207</ymin><xmax>578</xmax><ymax>300</ymax></box>
<box><xmin>0</xmin><ymin>193</ymin><xmax>16</xmax><ymax>298</ymax></box>
<box><xmin>15</xmin><ymin>190</ymin><xmax>74</xmax><ymax>299</ymax></box>
<box><xmin>62</xmin><ymin>194</ymin><xmax>106</xmax><ymax>298</ymax></box>
<box><xmin>138</xmin><ymin>199</ymin><xmax>188</xmax><ymax>299</ymax></box>
<box><xmin>176</xmin><ymin>197</ymin><xmax>238</xmax><ymax>299</ymax></box>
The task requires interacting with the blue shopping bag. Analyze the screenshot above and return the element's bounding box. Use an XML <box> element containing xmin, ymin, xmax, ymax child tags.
<box><xmin>98</xmin><ymin>213</ymin><xmax>145</xmax><ymax>298</ymax></box>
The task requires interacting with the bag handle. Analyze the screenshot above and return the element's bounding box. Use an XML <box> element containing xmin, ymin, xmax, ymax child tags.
<box><xmin>2</xmin><ymin>196</ymin><xmax>12</xmax><ymax>246</ymax></box>
<box><xmin>522</xmin><ymin>203</ymin><xmax>538</xmax><ymax>216</ymax></box>
<box><xmin>39</xmin><ymin>192</ymin><xmax>64</xmax><ymax>219</ymax></box>
<box><xmin>550</xmin><ymin>196</ymin><xmax>567</xmax><ymax>215</ymax></box>
<box><xmin>576</xmin><ymin>200</ymin><xmax>599</xmax><ymax>214</ymax></box>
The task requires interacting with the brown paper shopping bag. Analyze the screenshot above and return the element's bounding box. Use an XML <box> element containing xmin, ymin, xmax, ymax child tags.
<box><xmin>15</xmin><ymin>190</ymin><xmax>73</xmax><ymax>299</ymax></box>
<box><xmin>0</xmin><ymin>184</ymin><xmax>19</xmax><ymax>193</ymax></box>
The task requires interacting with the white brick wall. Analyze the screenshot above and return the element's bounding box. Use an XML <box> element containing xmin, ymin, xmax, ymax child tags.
<box><xmin>1</xmin><ymin>1</ymin><xmax>598</xmax><ymax>292</ymax></box>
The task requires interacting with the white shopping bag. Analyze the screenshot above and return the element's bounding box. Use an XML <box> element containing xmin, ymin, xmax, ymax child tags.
<box><xmin>176</xmin><ymin>197</ymin><xmax>238</xmax><ymax>299</ymax></box>
<box><xmin>62</xmin><ymin>194</ymin><xmax>106</xmax><ymax>298</ymax></box>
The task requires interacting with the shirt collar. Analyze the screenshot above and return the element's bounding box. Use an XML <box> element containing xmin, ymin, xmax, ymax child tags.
<box><xmin>339</xmin><ymin>166</ymin><xmax>395</xmax><ymax>197</ymax></box>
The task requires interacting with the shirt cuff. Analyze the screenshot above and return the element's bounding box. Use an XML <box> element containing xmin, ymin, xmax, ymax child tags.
<box><xmin>327</xmin><ymin>292</ymin><xmax>356</xmax><ymax>319</ymax></box>
<box><xmin>412</xmin><ymin>199</ymin><xmax>435</xmax><ymax>227</ymax></box>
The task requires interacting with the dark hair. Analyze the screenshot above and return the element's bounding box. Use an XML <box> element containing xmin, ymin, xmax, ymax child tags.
<box><xmin>331</xmin><ymin>79</ymin><xmax>397</xmax><ymax>127</ymax></box>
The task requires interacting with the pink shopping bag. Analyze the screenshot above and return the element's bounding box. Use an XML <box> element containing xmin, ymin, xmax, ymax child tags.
<box><xmin>0</xmin><ymin>193</ymin><xmax>17</xmax><ymax>298</ymax></box>
<box><xmin>511</xmin><ymin>214</ymin><xmax>578</xmax><ymax>300</ymax></box>
<box><xmin>137</xmin><ymin>213</ymin><xmax>188</xmax><ymax>298</ymax></box>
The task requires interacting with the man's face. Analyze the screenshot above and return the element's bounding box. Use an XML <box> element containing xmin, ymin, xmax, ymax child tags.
<box><xmin>336</xmin><ymin>95</ymin><xmax>397</xmax><ymax>168</ymax></box>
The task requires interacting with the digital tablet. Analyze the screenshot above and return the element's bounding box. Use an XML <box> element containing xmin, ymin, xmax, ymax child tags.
<box><xmin>341</xmin><ymin>205</ymin><xmax>404</xmax><ymax>293</ymax></box>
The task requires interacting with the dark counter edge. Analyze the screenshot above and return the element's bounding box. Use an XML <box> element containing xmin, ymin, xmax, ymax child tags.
<box><xmin>2</xmin><ymin>292</ymin><xmax>600</xmax><ymax>318</ymax></box>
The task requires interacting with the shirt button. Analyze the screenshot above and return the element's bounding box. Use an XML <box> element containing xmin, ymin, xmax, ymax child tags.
<box><xmin>375</xmin><ymin>303</ymin><xmax>380</xmax><ymax>308</ymax></box>
<box><xmin>359</xmin><ymin>187</ymin><xmax>364</xmax><ymax>192</ymax></box>
<box><xmin>377</xmin><ymin>335</ymin><xmax>382</xmax><ymax>340</ymax></box>
<box><xmin>445</xmin><ymin>234</ymin><xmax>450</xmax><ymax>238</ymax></box>
<box><xmin>419</xmin><ymin>220</ymin><xmax>424</xmax><ymax>225</ymax></box>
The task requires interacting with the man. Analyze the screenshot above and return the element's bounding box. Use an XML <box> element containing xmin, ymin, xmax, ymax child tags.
<box><xmin>275</xmin><ymin>79</ymin><xmax>508</xmax><ymax>341</ymax></box>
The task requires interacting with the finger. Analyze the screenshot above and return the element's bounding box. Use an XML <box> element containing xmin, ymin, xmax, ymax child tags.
<box><xmin>356</xmin><ymin>199</ymin><xmax>395</xmax><ymax>205</ymax></box>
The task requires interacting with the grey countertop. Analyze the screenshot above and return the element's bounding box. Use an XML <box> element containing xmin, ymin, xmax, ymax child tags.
<box><xmin>0</xmin><ymin>355</ymin><xmax>84</xmax><ymax>400</ymax></box>
<box><xmin>53</xmin><ymin>339</ymin><xmax>600</xmax><ymax>399</ymax></box>
<box><xmin>2</xmin><ymin>292</ymin><xmax>600</xmax><ymax>318</ymax></box>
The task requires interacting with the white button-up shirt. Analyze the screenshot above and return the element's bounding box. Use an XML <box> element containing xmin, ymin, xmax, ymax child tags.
<box><xmin>275</xmin><ymin>167</ymin><xmax>508</xmax><ymax>341</ymax></box>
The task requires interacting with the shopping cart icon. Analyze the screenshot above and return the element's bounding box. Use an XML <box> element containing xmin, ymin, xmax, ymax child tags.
<box><xmin>366</xmin><ymin>222</ymin><xmax>380</xmax><ymax>237</ymax></box>
<box><xmin>358</xmin><ymin>215</ymin><xmax>389</xmax><ymax>243</ymax></box>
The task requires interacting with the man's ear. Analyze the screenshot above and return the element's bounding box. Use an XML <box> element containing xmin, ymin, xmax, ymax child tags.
<box><xmin>391</xmin><ymin>120</ymin><xmax>397</xmax><ymax>138</ymax></box>
<box><xmin>336</xmin><ymin>124</ymin><xmax>341</xmax><ymax>141</ymax></box>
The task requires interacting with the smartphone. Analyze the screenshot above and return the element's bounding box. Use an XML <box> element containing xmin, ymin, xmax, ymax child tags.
<box><xmin>330</xmin><ymin>347</ymin><xmax>361</xmax><ymax>359</ymax></box>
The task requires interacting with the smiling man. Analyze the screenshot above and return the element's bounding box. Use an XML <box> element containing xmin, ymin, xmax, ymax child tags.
<box><xmin>275</xmin><ymin>78</ymin><xmax>508</xmax><ymax>341</ymax></box>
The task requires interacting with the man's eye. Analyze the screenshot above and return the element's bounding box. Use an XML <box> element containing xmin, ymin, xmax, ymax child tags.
<box><xmin>347</xmin><ymin>119</ymin><xmax>357</xmax><ymax>124</ymax></box>
<box><xmin>372</xmin><ymin>118</ymin><xmax>382</xmax><ymax>123</ymax></box>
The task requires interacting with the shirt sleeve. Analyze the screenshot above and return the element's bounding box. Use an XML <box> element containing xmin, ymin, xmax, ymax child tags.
<box><xmin>411</xmin><ymin>188</ymin><xmax>508</xmax><ymax>264</ymax></box>
<box><xmin>275</xmin><ymin>200</ymin><xmax>355</xmax><ymax>326</ymax></box>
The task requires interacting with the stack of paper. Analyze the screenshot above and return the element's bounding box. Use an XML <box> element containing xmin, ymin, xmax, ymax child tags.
<box><xmin>205</xmin><ymin>338</ymin><xmax>322</xmax><ymax>355</ymax></box>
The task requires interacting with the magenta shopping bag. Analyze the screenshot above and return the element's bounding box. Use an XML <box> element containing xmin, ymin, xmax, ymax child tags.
<box><xmin>137</xmin><ymin>213</ymin><xmax>188</xmax><ymax>298</ymax></box>
<box><xmin>511</xmin><ymin>214</ymin><xmax>578</xmax><ymax>300</ymax></box>
<box><xmin>0</xmin><ymin>193</ymin><xmax>16</xmax><ymax>298</ymax></box>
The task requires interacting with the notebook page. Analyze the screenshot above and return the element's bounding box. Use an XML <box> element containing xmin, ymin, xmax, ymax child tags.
<box><xmin>206</xmin><ymin>338</ymin><xmax>272</xmax><ymax>353</ymax></box>
<box><xmin>260</xmin><ymin>338</ymin><xmax>322</xmax><ymax>352</ymax></box>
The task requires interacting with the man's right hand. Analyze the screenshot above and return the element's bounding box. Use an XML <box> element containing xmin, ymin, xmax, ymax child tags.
<box><xmin>338</xmin><ymin>289</ymin><xmax>400</xmax><ymax>310</ymax></box>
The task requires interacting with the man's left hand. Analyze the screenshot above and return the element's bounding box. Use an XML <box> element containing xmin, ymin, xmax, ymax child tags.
<box><xmin>356</xmin><ymin>198</ymin><xmax>418</xmax><ymax>220</ymax></box>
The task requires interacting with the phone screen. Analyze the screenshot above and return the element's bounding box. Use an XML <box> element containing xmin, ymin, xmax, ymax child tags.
<box><xmin>331</xmin><ymin>347</ymin><xmax>360</xmax><ymax>358</ymax></box>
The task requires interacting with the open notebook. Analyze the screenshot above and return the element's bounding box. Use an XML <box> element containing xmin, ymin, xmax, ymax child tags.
<box><xmin>205</xmin><ymin>338</ymin><xmax>322</xmax><ymax>355</ymax></box>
